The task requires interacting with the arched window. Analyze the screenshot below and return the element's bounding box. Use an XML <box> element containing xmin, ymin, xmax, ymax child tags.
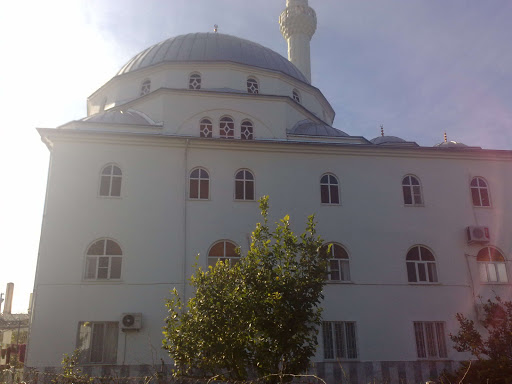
<box><xmin>477</xmin><ymin>246</ymin><xmax>508</xmax><ymax>283</ymax></box>
<box><xmin>189</xmin><ymin>73</ymin><xmax>201</xmax><ymax>90</ymax></box>
<box><xmin>219</xmin><ymin>116</ymin><xmax>234</xmax><ymax>139</ymax></box>
<box><xmin>292</xmin><ymin>89</ymin><xmax>301</xmax><ymax>103</ymax></box>
<box><xmin>320</xmin><ymin>173</ymin><xmax>340</xmax><ymax>204</ymax></box>
<box><xmin>208</xmin><ymin>240</ymin><xmax>239</xmax><ymax>267</ymax></box>
<box><xmin>241</xmin><ymin>120</ymin><xmax>254</xmax><ymax>140</ymax></box>
<box><xmin>322</xmin><ymin>243</ymin><xmax>350</xmax><ymax>282</ymax></box>
<box><xmin>85</xmin><ymin>239</ymin><xmax>122</xmax><ymax>280</ymax></box>
<box><xmin>99</xmin><ymin>164</ymin><xmax>122</xmax><ymax>197</ymax></box>
<box><xmin>140</xmin><ymin>79</ymin><xmax>151</xmax><ymax>96</ymax></box>
<box><xmin>402</xmin><ymin>175</ymin><xmax>423</xmax><ymax>206</ymax></box>
<box><xmin>200</xmin><ymin>118</ymin><xmax>213</xmax><ymax>138</ymax></box>
<box><xmin>470</xmin><ymin>177</ymin><xmax>491</xmax><ymax>207</ymax></box>
<box><xmin>406</xmin><ymin>245</ymin><xmax>438</xmax><ymax>283</ymax></box>
<box><xmin>189</xmin><ymin>168</ymin><xmax>209</xmax><ymax>200</ymax></box>
<box><xmin>247</xmin><ymin>78</ymin><xmax>259</xmax><ymax>94</ymax></box>
<box><xmin>235</xmin><ymin>169</ymin><xmax>255</xmax><ymax>201</ymax></box>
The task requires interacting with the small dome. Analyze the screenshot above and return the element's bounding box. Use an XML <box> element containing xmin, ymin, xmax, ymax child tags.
<box><xmin>81</xmin><ymin>109</ymin><xmax>158</xmax><ymax>126</ymax></box>
<box><xmin>434</xmin><ymin>140</ymin><xmax>468</xmax><ymax>148</ymax></box>
<box><xmin>117</xmin><ymin>32</ymin><xmax>309</xmax><ymax>83</ymax></box>
<box><xmin>288</xmin><ymin>119</ymin><xmax>349</xmax><ymax>137</ymax></box>
<box><xmin>371</xmin><ymin>135</ymin><xmax>406</xmax><ymax>145</ymax></box>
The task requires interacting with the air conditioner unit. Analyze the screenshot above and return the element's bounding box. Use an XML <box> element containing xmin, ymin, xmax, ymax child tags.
<box><xmin>466</xmin><ymin>226</ymin><xmax>490</xmax><ymax>244</ymax></box>
<box><xmin>121</xmin><ymin>313</ymin><xmax>142</xmax><ymax>331</ymax></box>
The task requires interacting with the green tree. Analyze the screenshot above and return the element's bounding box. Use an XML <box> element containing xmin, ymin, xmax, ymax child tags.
<box><xmin>441</xmin><ymin>297</ymin><xmax>512</xmax><ymax>383</ymax></box>
<box><xmin>163</xmin><ymin>196</ymin><xmax>327</xmax><ymax>382</ymax></box>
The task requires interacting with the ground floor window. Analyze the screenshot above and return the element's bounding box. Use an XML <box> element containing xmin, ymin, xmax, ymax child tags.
<box><xmin>413</xmin><ymin>321</ymin><xmax>447</xmax><ymax>359</ymax></box>
<box><xmin>76</xmin><ymin>321</ymin><xmax>118</xmax><ymax>363</ymax></box>
<box><xmin>322</xmin><ymin>321</ymin><xmax>357</xmax><ymax>359</ymax></box>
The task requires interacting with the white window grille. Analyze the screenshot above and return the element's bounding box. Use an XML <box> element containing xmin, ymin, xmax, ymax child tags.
<box><xmin>322</xmin><ymin>321</ymin><xmax>357</xmax><ymax>359</ymax></box>
<box><xmin>77</xmin><ymin>321</ymin><xmax>119</xmax><ymax>363</ymax></box>
<box><xmin>414</xmin><ymin>322</ymin><xmax>447</xmax><ymax>359</ymax></box>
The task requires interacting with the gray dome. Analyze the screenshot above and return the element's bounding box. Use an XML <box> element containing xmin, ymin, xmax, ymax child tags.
<box><xmin>81</xmin><ymin>109</ymin><xmax>158</xmax><ymax>126</ymax></box>
<box><xmin>117</xmin><ymin>33</ymin><xmax>309</xmax><ymax>83</ymax></box>
<box><xmin>288</xmin><ymin>119</ymin><xmax>349</xmax><ymax>137</ymax></box>
<box><xmin>371</xmin><ymin>135</ymin><xmax>406</xmax><ymax>145</ymax></box>
<box><xmin>434</xmin><ymin>140</ymin><xmax>468</xmax><ymax>148</ymax></box>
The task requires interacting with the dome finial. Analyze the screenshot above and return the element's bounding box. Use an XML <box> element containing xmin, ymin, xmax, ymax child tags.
<box><xmin>279</xmin><ymin>0</ymin><xmax>317</xmax><ymax>83</ymax></box>
<box><xmin>380</xmin><ymin>125</ymin><xmax>384</xmax><ymax>137</ymax></box>
<box><xmin>444</xmin><ymin>132</ymin><xmax>447</xmax><ymax>143</ymax></box>
<box><xmin>214</xmin><ymin>24</ymin><xmax>218</xmax><ymax>33</ymax></box>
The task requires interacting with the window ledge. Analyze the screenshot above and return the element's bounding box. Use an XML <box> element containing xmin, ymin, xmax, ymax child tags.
<box><xmin>320</xmin><ymin>203</ymin><xmax>342</xmax><ymax>206</ymax></box>
<box><xmin>403</xmin><ymin>204</ymin><xmax>425</xmax><ymax>207</ymax></box>
<box><xmin>187</xmin><ymin>198</ymin><xmax>211</xmax><ymax>201</ymax></box>
<box><xmin>97</xmin><ymin>195</ymin><xmax>122</xmax><ymax>199</ymax></box>
<box><xmin>408</xmin><ymin>282</ymin><xmax>441</xmax><ymax>286</ymax></box>
<box><xmin>480</xmin><ymin>281</ymin><xmax>510</xmax><ymax>285</ymax></box>
<box><xmin>327</xmin><ymin>280</ymin><xmax>353</xmax><ymax>284</ymax></box>
<box><xmin>81</xmin><ymin>280</ymin><xmax>124</xmax><ymax>284</ymax></box>
<box><xmin>234</xmin><ymin>199</ymin><xmax>257</xmax><ymax>203</ymax></box>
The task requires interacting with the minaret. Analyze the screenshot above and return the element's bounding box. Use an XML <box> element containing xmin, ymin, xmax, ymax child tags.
<box><xmin>279</xmin><ymin>0</ymin><xmax>317</xmax><ymax>83</ymax></box>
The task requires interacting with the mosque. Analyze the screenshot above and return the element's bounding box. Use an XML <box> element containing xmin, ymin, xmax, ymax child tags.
<box><xmin>26</xmin><ymin>0</ymin><xmax>512</xmax><ymax>382</ymax></box>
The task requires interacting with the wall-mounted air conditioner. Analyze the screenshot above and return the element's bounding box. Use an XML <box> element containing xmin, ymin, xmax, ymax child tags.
<box><xmin>121</xmin><ymin>313</ymin><xmax>142</xmax><ymax>331</ymax></box>
<box><xmin>466</xmin><ymin>226</ymin><xmax>490</xmax><ymax>244</ymax></box>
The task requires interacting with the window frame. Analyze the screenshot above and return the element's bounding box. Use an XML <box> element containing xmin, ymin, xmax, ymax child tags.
<box><xmin>84</xmin><ymin>238</ymin><xmax>123</xmax><ymax>281</ymax></box>
<box><xmin>406</xmin><ymin>245</ymin><xmax>438</xmax><ymax>284</ymax></box>
<box><xmin>402</xmin><ymin>174</ymin><xmax>424</xmax><ymax>206</ymax></box>
<box><xmin>76</xmin><ymin>321</ymin><xmax>119</xmax><ymax>364</ymax></box>
<box><xmin>207</xmin><ymin>240</ymin><xmax>240</xmax><ymax>267</ymax></box>
<box><xmin>322</xmin><ymin>321</ymin><xmax>358</xmax><ymax>360</ymax></box>
<box><xmin>189</xmin><ymin>167</ymin><xmax>210</xmax><ymax>200</ymax></box>
<box><xmin>292</xmin><ymin>89</ymin><xmax>301</xmax><ymax>103</ymax></box>
<box><xmin>189</xmin><ymin>73</ymin><xmax>202</xmax><ymax>90</ymax></box>
<box><xmin>99</xmin><ymin>164</ymin><xmax>123</xmax><ymax>198</ymax></box>
<box><xmin>322</xmin><ymin>243</ymin><xmax>351</xmax><ymax>283</ymax></box>
<box><xmin>413</xmin><ymin>321</ymin><xmax>448</xmax><ymax>359</ymax></box>
<box><xmin>240</xmin><ymin>119</ymin><xmax>254</xmax><ymax>140</ymax></box>
<box><xmin>234</xmin><ymin>169</ymin><xmax>255</xmax><ymax>201</ymax></box>
<box><xmin>140</xmin><ymin>79</ymin><xmax>151</xmax><ymax>96</ymax></box>
<box><xmin>246</xmin><ymin>77</ymin><xmax>259</xmax><ymax>94</ymax></box>
<box><xmin>199</xmin><ymin>118</ymin><xmax>213</xmax><ymax>138</ymax></box>
<box><xmin>320</xmin><ymin>173</ymin><xmax>341</xmax><ymax>205</ymax></box>
<box><xmin>477</xmin><ymin>246</ymin><xmax>508</xmax><ymax>284</ymax></box>
<box><xmin>219</xmin><ymin>116</ymin><xmax>235</xmax><ymax>139</ymax></box>
<box><xmin>470</xmin><ymin>176</ymin><xmax>491</xmax><ymax>207</ymax></box>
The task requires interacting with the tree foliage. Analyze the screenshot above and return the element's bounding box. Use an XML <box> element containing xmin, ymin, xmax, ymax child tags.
<box><xmin>442</xmin><ymin>297</ymin><xmax>512</xmax><ymax>383</ymax></box>
<box><xmin>163</xmin><ymin>196</ymin><xmax>327</xmax><ymax>382</ymax></box>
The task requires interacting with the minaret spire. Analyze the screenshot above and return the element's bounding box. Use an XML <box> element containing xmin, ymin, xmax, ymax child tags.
<box><xmin>279</xmin><ymin>0</ymin><xmax>317</xmax><ymax>83</ymax></box>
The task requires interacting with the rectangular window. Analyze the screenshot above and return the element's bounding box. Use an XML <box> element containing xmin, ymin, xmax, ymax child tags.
<box><xmin>322</xmin><ymin>321</ymin><xmax>357</xmax><ymax>360</ymax></box>
<box><xmin>77</xmin><ymin>322</ymin><xmax>119</xmax><ymax>363</ymax></box>
<box><xmin>413</xmin><ymin>322</ymin><xmax>447</xmax><ymax>359</ymax></box>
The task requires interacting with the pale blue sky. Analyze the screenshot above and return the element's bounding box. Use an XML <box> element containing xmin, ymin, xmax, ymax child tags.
<box><xmin>0</xmin><ymin>0</ymin><xmax>511</xmax><ymax>312</ymax></box>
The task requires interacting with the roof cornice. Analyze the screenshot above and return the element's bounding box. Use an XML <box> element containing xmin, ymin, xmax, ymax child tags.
<box><xmin>37</xmin><ymin>128</ymin><xmax>512</xmax><ymax>161</ymax></box>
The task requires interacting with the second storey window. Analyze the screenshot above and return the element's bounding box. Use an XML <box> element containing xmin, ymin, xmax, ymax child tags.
<box><xmin>247</xmin><ymin>78</ymin><xmax>259</xmax><ymax>94</ymax></box>
<box><xmin>220</xmin><ymin>117</ymin><xmax>234</xmax><ymax>138</ymax></box>
<box><xmin>85</xmin><ymin>239</ymin><xmax>122</xmax><ymax>280</ymax></box>
<box><xmin>241</xmin><ymin>120</ymin><xmax>254</xmax><ymax>140</ymax></box>
<box><xmin>477</xmin><ymin>246</ymin><xmax>508</xmax><ymax>283</ymax></box>
<box><xmin>320</xmin><ymin>173</ymin><xmax>340</xmax><ymax>204</ymax></box>
<box><xmin>200</xmin><ymin>118</ymin><xmax>213</xmax><ymax>138</ymax></box>
<box><xmin>208</xmin><ymin>240</ymin><xmax>239</xmax><ymax>267</ymax></box>
<box><xmin>235</xmin><ymin>169</ymin><xmax>255</xmax><ymax>201</ymax></box>
<box><xmin>189</xmin><ymin>168</ymin><xmax>209</xmax><ymax>200</ymax></box>
<box><xmin>414</xmin><ymin>322</ymin><xmax>448</xmax><ymax>359</ymax></box>
<box><xmin>322</xmin><ymin>321</ymin><xmax>358</xmax><ymax>360</ymax></box>
<box><xmin>322</xmin><ymin>243</ymin><xmax>350</xmax><ymax>282</ymax></box>
<box><xmin>470</xmin><ymin>177</ymin><xmax>490</xmax><ymax>207</ymax></box>
<box><xmin>189</xmin><ymin>73</ymin><xmax>201</xmax><ymax>90</ymax></box>
<box><xmin>99</xmin><ymin>165</ymin><xmax>122</xmax><ymax>197</ymax></box>
<box><xmin>140</xmin><ymin>79</ymin><xmax>151</xmax><ymax>96</ymax></box>
<box><xmin>402</xmin><ymin>175</ymin><xmax>423</xmax><ymax>205</ymax></box>
<box><xmin>406</xmin><ymin>245</ymin><xmax>438</xmax><ymax>283</ymax></box>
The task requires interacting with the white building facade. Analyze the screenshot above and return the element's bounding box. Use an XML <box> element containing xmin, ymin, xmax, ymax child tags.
<box><xmin>27</xmin><ymin>1</ymin><xmax>512</xmax><ymax>383</ymax></box>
